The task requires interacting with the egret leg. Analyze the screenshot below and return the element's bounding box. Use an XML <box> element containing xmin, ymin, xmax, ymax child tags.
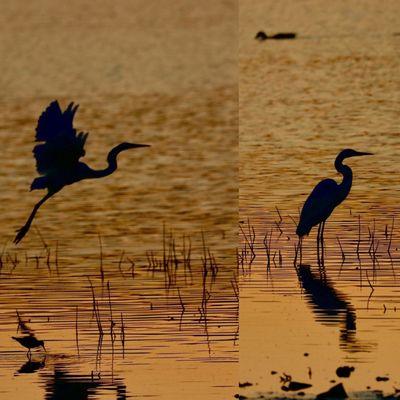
<box><xmin>299</xmin><ymin>236</ymin><xmax>303</xmax><ymax>266</ymax></box>
<box><xmin>14</xmin><ymin>192</ymin><xmax>54</xmax><ymax>244</ymax></box>
<box><xmin>297</xmin><ymin>236</ymin><xmax>303</xmax><ymax>267</ymax></box>
<box><xmin>321</xmin><ymin>221</ymin><xmax>326</xmax><ymax>268</ymax></box>
<box><xmin>316</xmin><ymin>223</ymin><xmax>322</xmax><ymax>266</ymax></box>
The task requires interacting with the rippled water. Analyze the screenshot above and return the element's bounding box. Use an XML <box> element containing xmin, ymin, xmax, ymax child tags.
<box><xmin>240</xmin><ymin>1</ymin><xmax>400</xmax><ymax>398</ymax></box>
<box><xmin>0</xmin><ymin>231</ymin><xmax>238</xmax><ymax>399</ymax></box>
<box><xmin>0</xmin><ymin>1</ymin><xmax>237</xmax><ymax>399</ymax></box>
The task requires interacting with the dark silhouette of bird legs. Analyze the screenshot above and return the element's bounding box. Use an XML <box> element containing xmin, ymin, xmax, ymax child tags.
<box><xmin>321</xmin><ymin>221</ymin><xmax>326</xmax><ymax>267</ymax></box>
<box><xmin>25</xmin><ymin>346</ymin><xmax>46</xmax><ymax>359</ymax></box>
<box><xmin>298</xmin><ymin>236</ymin><xmax>303</xmax><ymax>266</ymax></box>
<box><xmin>316</xmin><ymin>221</ymin><xmax>326</xmax><ymax>268</ymax></box>
<box><xmin>297</xmin><ymin>222</ymin><xmax>326</xmax><ymax>268</ymax></box>
<box><xmin>316</xmin><ymin>223</ymin><xmax>321</xmax><ymax>266</ymax></box>
<box><xmin>14</xmin><ymin>192</ymin><xmax>54</xmax><ymax>244</ymax></box>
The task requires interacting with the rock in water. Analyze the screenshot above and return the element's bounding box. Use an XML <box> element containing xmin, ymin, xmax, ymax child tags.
<box><xmin>336</xmin><ymin>366</ymin><xmax>355</xmax><ymax>378</ymax></box>
<box><xmin>282</xmin><ymin>381</ymin><xmax>312</xmax><ymax>392</ymax></box>
<box><xmin>376</xmin><ymin>376</ymin><xmax>390</xmax><ymax>382</ymax></box>
<box><xmin>316</xmin><ymin>383</ymin><xmax>348</xmax><ymax>399</ymax></box>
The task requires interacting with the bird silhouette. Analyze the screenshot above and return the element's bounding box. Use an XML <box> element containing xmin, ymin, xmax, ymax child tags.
<box><xmin>296</xmin><ymin>149</ymin><xmax>372</xmax><ymax>264</ymax></box>
<box><xmin>255</xmin><ymin>31</ymin><xmax>297</xmax><ymax>41</ymax></box>
<box><xmin>14</xmin><ymin>100</ymin><xmax>150</xmax><ymax>244</ymax></box>
<box><xmin>12</xmin><ymin>335</ymin><xmax>46</xmax><ymax>357</ymax></box>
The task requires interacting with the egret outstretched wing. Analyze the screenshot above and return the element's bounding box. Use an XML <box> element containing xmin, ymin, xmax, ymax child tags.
<box><xmin>33</xmin><ymin>101</ymin><xmax>88</xmax><ymax>175</ymax></box>
<box><xmin>297</xmin><ymin>179</ymin><xmax>339</xmax><ymax>236</ymax></box>
<box><xmin>15</xmin><ymin>100</ymin><xmax>150</xmax><ymax>244</ymax></box>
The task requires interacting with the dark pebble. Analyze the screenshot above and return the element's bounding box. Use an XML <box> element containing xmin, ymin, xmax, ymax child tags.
<box><xmin>376</xmin><ymin>376</ymin><xmax>389</xmax><ymax>382</ymax></box>
<box><xmin>238</xmin><ymin>382</ymin><xmax>253</xmax><ymax>388</ymax></box>
<box><xmin>336</xmin><ymin>366</ymin><xmax>355</xmax><ymax>378</ymax></box>
<box><xmin>316</xmin><ymin>383</ymin><xmax>348</xmax><ymax>399</ymax></box>
<box><xmin>282</xmin><ymin>381</ymin><xmax>312</xmax><ymax>392</ymax></box>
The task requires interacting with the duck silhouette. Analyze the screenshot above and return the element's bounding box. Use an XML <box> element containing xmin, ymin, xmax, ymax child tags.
<box><xmin>255</xmin><ymin>31</ymin><xmax>296</xmax><ymax>41</ymax></box>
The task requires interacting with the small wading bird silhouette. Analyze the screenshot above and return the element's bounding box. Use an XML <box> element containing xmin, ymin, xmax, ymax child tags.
<box><xmin>12</xmin><ymin>335</ymin><xmax>46</xmax><ymax>358</ymax></box>
<box><xmin>14</xmin><ymin>100</ymin><xmax>150</xmax><ymax>244</ymax></box>
<box><xmin>296</xmin><ymin>149</ymin><xmax>372</xmax><ymax>265</ymax></box>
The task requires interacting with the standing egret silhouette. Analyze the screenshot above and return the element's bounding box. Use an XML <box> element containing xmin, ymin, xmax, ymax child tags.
<box><xmin>14</xmin><ymin>100</ymin><xmax>150</xmax><ymax>244</ymax></box>
<box><xmin>296</xmin><ymin>149</ymin><xmax>372</xmax><ymax>265</ymax></box>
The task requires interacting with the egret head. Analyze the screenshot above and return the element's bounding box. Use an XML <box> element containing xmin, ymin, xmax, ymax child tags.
<box><xmin>108</xmin><ymin>142</ymin><xmax>151</xmax><ymax>160</ymax></box>
<box><xmin>339</xmin><ymin>149</ymin><xmax>373</xmax><ymax>159</ymax></box>
<box><xmin>118</xmin><ymin>142</ymin><xmax>151</xmax><ymax>151</ymax></box>
<box><xmin>38</xmin><ymin>340</ymin><xmax>45</xmax><ymax>350</ymax></box>
<box><xmin>104</xmin><ymin>142</ymin><xmax>151</xmax><ymax>172</ymax></box>
<box><xmin>334</xmin><ymin>149</ymin><xmax>373</xmax><ymax>171</ymax></box>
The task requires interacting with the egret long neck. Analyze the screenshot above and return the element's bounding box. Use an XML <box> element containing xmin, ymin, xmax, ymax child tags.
<box><xmin>334</xmin><ymin>156</ymin><xmax>353</xmax><ymax>201</ymax></box>
<box><xmin>87</xmin><ymin>146</ymin><xmax>123</xmax><ymax>179</ymax></box>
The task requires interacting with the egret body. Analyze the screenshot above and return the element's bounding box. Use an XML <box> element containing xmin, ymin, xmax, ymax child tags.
<box><xmin>14</xmin><ymin>101</ymin><xmax>150</xmax><ymax>244</ymax></box>
<box><xmin>296</xmin><ymin>149</ymin><xmax>372</xmax><ymax>264</ymax></box>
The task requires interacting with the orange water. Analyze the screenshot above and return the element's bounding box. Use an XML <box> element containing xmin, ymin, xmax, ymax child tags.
<box><xmin>0</xmin><ymin>1</ymin><xmax>238</xmax><ymax>399</ymax></box>
<box><xmin>240</xmin><ymin>1</ymin><xmax>400</xmax><ymax>398</ymax></box>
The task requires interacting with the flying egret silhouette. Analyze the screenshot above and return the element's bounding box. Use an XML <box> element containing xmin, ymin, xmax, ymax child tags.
<box><xmin>296</xmin><ymin>149</ymin><xmax>372</xmax><ymax>264</ymax></box>
<box><xmin>14</xmin><ymin>100</ymin><xmax>150</xmax><ymax>244</ymax></box>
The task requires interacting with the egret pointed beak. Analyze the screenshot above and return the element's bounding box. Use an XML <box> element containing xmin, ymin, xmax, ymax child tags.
<box><xmin>42</xmin><ymin>344</ymin><xmax>46</xmax><ymax>352</ymax></box>
<box><xmin>354</xmin><ymin>151</ymin><xmax>373</xmax><ymax>156</ymax></box>
<box><xmin>127</xmin><ymin>143</ymin><xmax>150</xmax><ymax>148</ymax></box>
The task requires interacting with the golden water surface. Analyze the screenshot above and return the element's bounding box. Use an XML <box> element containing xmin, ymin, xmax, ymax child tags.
<box><xmin>0</xmin><ymin>1</ymin><xmax>238</xmax><ymax>399</ymax></box>
<box><xmin>240</xmin><ymin>1</ymin><xmax>400</xmax><ymax>398</ymax></box>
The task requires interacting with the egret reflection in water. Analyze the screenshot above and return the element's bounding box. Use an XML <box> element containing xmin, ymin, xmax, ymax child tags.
<box><xmin>41</xmin><ymin>365</ymin><xmax>127</xmax><ymax>400</ymax></box>
<box><xmin>297</xmin><ymin>265</ymin><xmax>375</xmax><ymax>353</ymax></box>
<box><xmin>14</xmin><ymin>100</ymin><xmax>150</xmax><ymax>244</ymax></box>
<box><xmin>296</xmin><ymin>149</ymin><xmax>372</xmax><ymax>265</ymax></box>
